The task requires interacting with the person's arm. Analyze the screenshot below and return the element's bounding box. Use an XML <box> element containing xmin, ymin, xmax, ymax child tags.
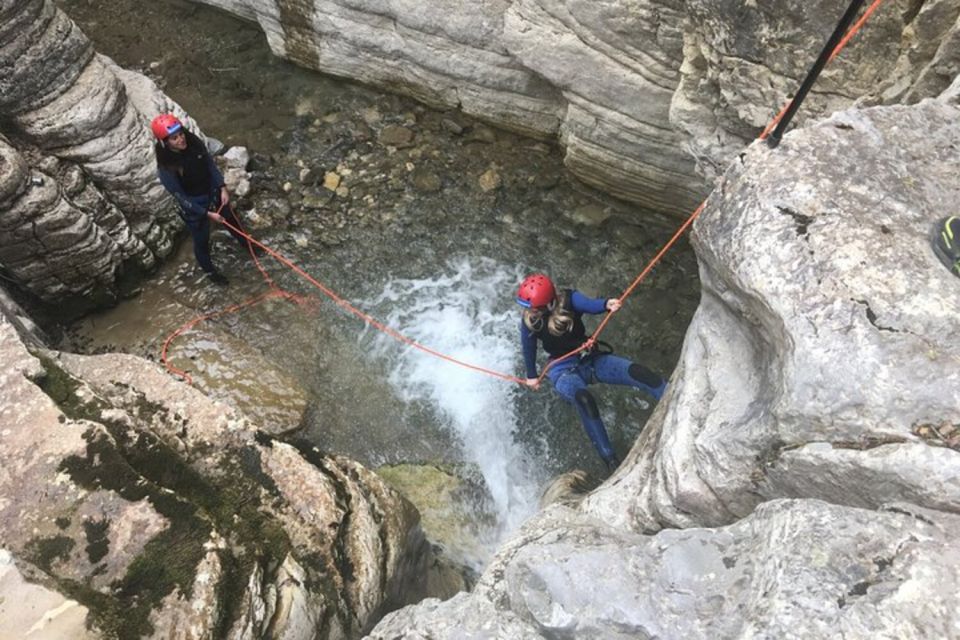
<box><xmin>158</xmin><ymin>167</ymin><xmax>207</xmax><ymax>223</ymax></box>
<box><xmin>570</xmin><ymin>290</ymin><xmax>609</xmax><ymax>315</ymax></box>
<box><xmin>519</xmin><ymin>321</ymin><xmax>539</xmax><ymax>381</ymax></box>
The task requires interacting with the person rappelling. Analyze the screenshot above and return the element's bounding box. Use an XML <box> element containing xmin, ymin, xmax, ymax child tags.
<box><xmin>515</xmin><ymin>274</ymin><xmax>667</xmax><ymax>472</ymax></box>
<box><xmin>151</xmin><ymin>113</ymin><xmax>251</xmax><ymax>285</ymax></box>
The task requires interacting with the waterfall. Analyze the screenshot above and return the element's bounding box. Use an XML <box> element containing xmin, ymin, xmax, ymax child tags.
<box><xmin>364</xmin><ymin>257</ymin><xmax>542</xmax><ymax>538</ymax></box>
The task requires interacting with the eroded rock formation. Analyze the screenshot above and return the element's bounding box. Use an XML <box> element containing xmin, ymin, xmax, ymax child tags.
<box><xmin>584</xmin><ymin>97</ymin><xmax>960</xmax><ymax>532</ymax></box>
<box><xmin>0</xmin><ymin>313</ymin><xmax>456</xmax><ymax>638</ymax></box>
<box><xmin>0</xmin><ymin>0</ymin><xmax>198</xmax><ymax>309</ymax></box>
<box><xmin>370</xmin><ymin>500</ymin><xmax>960</xmax><ymax>638</ymax></box>
<box><xmin>193</xmin><ymin>0</ymin><xmax>960</xmax><ymax>215</ymax></box>
<box><xmin>366</xmin><ymin>95</ymin><xmax>960</xmax><ymax>637</ymax></box>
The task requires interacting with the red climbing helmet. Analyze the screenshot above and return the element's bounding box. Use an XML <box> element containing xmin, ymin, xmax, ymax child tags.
<box><xmin>150</xmin><ymin>114</ymin><xmax>183</xmax><ymax>140</ymax></box>
<box><xmin>516</xmin><ymin>274</ymin><xmax>556</xmax><ymax>308</ymax></box>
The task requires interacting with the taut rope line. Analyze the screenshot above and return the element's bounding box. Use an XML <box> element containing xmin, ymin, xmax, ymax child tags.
<box><xmin>161</xmin><ymin>0</ymin><xmax>885</xmax><ymax>387</ymax></box>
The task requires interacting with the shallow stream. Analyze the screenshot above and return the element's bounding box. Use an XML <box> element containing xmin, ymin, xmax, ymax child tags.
<box><xmin>58</xmin><ymin>0</ymin><xmax>701</xmax><ymax>566</ymax></box>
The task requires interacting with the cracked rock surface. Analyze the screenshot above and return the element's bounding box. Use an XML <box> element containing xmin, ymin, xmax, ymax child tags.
<box><xmin>584</xmin><ymin>98</ymin><xmax>960</xmax><ymax>532</ymax></box>
<box><xmin>370</xmin><ymin>499</ymin><xmax>960</xmax><ymax>639</ymax></box>
<box><xmin>0</xmin><ymin>309</ymin><xmax>457</xmax><ymax>639</ymax></box>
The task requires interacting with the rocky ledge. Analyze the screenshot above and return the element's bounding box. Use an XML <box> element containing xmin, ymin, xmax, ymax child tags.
<box><xmin>367</xmin><ymin>96</ymin><xmax>960</xmax><ymax>637</ymax></box>
<box><xmin>195</xmin><ymin>0</ymin><xmax>960</xmax><ymax>214</ymax></box>
<box><xmin>0</xmin><ymin>307</ymin><xmax>463</xmax><ymax>639</ymax></box>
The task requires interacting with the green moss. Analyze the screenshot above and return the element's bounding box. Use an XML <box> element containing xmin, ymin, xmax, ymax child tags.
<box><xmin>30</xmin><ymin>355</ymin><xmax>300</xmax><ymax>637</ymax></box>
<box><xmin>25</xmin><ymin>535</ymin><xmax>75</xmax><ymax>572</ymax></box>
<box><xmin>82</xmin><ymin>518</ymin><xmax>110</xmax><ymax>564</ymax></box>
<box><xmin>55</xmin><ymin>517</ymin><xmax>71</xmax><ymax>530</ymax></box>
<box><xmin>33</xmin><ymin>355</ymin><xmax>108</xmax><ymax>422</ymax></box>
<box><xmin>59</xmin><ymin>432</ymin><xmax>211</xmax><ymax>638</ymax></box>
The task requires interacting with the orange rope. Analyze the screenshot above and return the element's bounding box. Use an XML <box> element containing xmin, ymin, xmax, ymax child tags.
<box><xmin>541</xmin><ymin>0</ymin><xmax>885</xmax><ymax>386</ymax></box>
<box><xmin>217</xmin><ymin>219</ymin><xmax>527</xmax><ymax>384</ymax></box>
<box><xmin>161</xmin><ymin>0</ymin><xmax>884</xmax><ymax>388</ymax></box>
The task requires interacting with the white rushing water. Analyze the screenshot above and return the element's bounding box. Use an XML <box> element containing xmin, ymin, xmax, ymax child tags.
<box><xmin>364</xmin><ymin>257</ymin><xmax>542</xmax><ymax>538</ymax></box>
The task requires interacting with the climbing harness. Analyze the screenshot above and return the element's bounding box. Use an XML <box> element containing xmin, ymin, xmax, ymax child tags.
<box><xmin>161</xmin><ymin>0</ymin><xmax>887</xmax><ymax>387</ymax></box>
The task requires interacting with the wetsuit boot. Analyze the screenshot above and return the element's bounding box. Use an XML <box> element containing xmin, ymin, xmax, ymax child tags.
<box><xmin>575</xmin><ymin>389</ymin><xmax>619</xmax><ymax>469</ymax></box>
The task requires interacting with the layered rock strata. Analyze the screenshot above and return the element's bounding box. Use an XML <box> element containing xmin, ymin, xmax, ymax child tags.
<box><xmin>0</xmin><ymin>313</ymin><xmax>453</xmax><ymax>638</ymax></box>
<box><xmin>192</xmin><ymin>0</ymin><xmax>959</xmax><ymax>216</ymax></box>
<box><xmin>0</xmin><ymin>0</ymin><xmax>197</xmax><ymax>308</ymax></box>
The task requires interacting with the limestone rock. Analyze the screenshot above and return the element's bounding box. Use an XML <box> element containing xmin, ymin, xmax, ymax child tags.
<box><xmin>181</xmin><ymin>0</ymin><xmax>960</xmax><ymax>219</ymax></box>
<box><xmin>0</xmin><ymin>0</ymin><xmax>207</xmax><ymax>307</ymax></box>
<box><xmin>584</xmin><ymin>100</ymin><xmax>960</xmax><ymax>532</ymax></box>
<box><xmin>478</xmin><ymin>167</ymin><xmax>502</xmax><ymax>192</ymax></box>
<box><xmin>378</xmin><ymin>124</ymin><xmax>416</xmax><ymax>148</ymax></box>
<box><xmin>370</xmin><ymin>500</ymin><xmax>960</xmax><ymax>639</ymax></box>
<box><xmin>0</xmin><ymin>313</ymin><xmax>449</xmax><ymax>638</ymax></box>
<box><xmin>222</xmin><ymin>145</ymin><xmax>251</xmax><ymax>169</ymax></box>
<box><xmin>0</xmin><ymin>549</ymin><xmax>96</xmax><ymax>640</ymax></box>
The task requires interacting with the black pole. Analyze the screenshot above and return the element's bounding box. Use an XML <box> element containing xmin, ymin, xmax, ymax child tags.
<box><xmin>766</xmin><ymin>0</ymin><xmax>867</xmax><ymax>148</ymax></box>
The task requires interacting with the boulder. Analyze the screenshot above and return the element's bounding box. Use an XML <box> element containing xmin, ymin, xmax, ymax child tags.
<box><xmin>370</xmin><ymin>499</ymin><xmax>960</xmax><ymax>639</ymax></box>
<box><xmin>0</xmin><ymin>313</ymin><xmax>450</xmax><ymax>638</ymax></box>
<box><xmin>585</xmin><ymin>99</ymin><xmax>960</xmax><ymax>532</ymax></box>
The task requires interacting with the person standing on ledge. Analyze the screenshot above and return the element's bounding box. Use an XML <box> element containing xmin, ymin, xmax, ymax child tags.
<box><xmin>515</xmin><ymin>273</ymin><xmax>667</xmax><ymax>472</ymax></box>
<box><xmin>151</xmin><ymin>113</ymin><xmax>248</xmax><ymax>285</ymax></box>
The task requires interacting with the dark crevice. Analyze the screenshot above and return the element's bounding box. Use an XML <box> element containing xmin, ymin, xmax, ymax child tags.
<box><xmin>285</xmin><ymin>436</ymin><xmax>358</xmax><ymax>636</ymax></box>
<box><xmin>882</xmin><ymin>505</ymin><xmax>936</xmax><ymax>526</ymax></box>
<box><xmin>776</xmin><ymin>205</ymin><xmax>813</xmax><ymax>237</ymax></box>
<box><xmin>853</xmin><ymin>298</ymin><xmax>900</xmax><ymax>333</ymax></box>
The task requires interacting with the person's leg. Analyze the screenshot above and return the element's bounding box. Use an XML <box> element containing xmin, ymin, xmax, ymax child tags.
<box><xmin>189</xmin><ymin>219</ymin><xmax>216</xmax><ymax>273</ymax></box>
<box><xmin>550</xmin><ymin>364</ymin><xmax>618</xmax><ymax>468</ymax></box>
<box><xmin>592</xmin><ymin>353</ymin><xmax>667</xmax><ymax>400</ymax></box>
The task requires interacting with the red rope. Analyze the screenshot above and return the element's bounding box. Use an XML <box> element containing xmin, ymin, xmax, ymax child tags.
<box><xmin>161</xmin><ymin>0</ymin><xmax>884</xmax><ymax>387</ymax></box>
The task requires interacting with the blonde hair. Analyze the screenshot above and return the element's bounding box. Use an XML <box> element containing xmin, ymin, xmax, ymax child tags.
<box><xmin>522</xmin><ymin>290</ymin><xmax>575</xmax><ymax>336</ymax></box>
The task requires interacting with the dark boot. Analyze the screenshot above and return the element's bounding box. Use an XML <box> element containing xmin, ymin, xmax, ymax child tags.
<box><xmin>207</xmin><ymin>271</ymin><xmax>229</xmax><ymax>286</ymax></box>
<box><xmin>604</xmin><ymin>454</ymin><xmax>621</xmax><ymax>473</ymax></box>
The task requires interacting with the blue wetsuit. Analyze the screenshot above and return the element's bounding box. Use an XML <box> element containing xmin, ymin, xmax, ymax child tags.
<box><xmin>520</xmin><ymin>290</ymin><xmax>666</xmax><ymax>467</ymax></box>
<box><xmin>157</xmin><ymin>133</ymin><xmax>245</xmax><ymax>273</ymax></box>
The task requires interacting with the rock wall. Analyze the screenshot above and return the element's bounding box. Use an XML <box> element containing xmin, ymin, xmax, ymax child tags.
<box><xmin>366</xmin><ymin>95</ymin><xmax>960</xmax><ymax>637</ymax></box>
<box><xmin>584</xmin><ymin>97</ymin><xmax>960</xmax><ymax>532</ymax></box>
<box><xmin>193</xmin><ymin>0</ymin><xmax>958</xmax><ymax>215</ymax></box>
<box><xmin>0</xmin><ymin>312</ymin><xmax>457</xmax><ymax>638</ymax></box>
<box><xmin>0</xmin><ymin>0</ymin><xmax>198</xmax><ymax>310</ymax></box>
<box><xmin>370</xmin><ymin>500</ymin><xmax>960</xmax><ymax>639</ymax></box>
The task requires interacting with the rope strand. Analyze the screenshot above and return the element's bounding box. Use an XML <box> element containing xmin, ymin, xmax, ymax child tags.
<box><xmin>161</xmin><ymin>0</ymin><xmax>884</xmax><ymax>387</ymax></box>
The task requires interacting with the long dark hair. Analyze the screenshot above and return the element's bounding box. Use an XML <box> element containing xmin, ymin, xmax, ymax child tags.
<box><xmin>154</xmin><ymin>129</ymin><xmax>205</xmax><ymax>173</ymax></box>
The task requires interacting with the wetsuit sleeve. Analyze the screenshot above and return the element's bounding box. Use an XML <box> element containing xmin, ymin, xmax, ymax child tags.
<box><xmin>205</xmin><ymin>152</ymin><xmax>225</xmax><ymax>189</ymax></box>
<box><xmin>519</xmin><ymin>321</ymin><xmax>538</xmax><ymax>379</ymax></box>
<box><xmin>158</xmin><ymin>167</ymin><xmax>207</xmax><ymax>222</ymax></box>
<box><xmin>570</xmin><ymin>290</ymin><xmax>608</xmax><ymax>315</ymax></box>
